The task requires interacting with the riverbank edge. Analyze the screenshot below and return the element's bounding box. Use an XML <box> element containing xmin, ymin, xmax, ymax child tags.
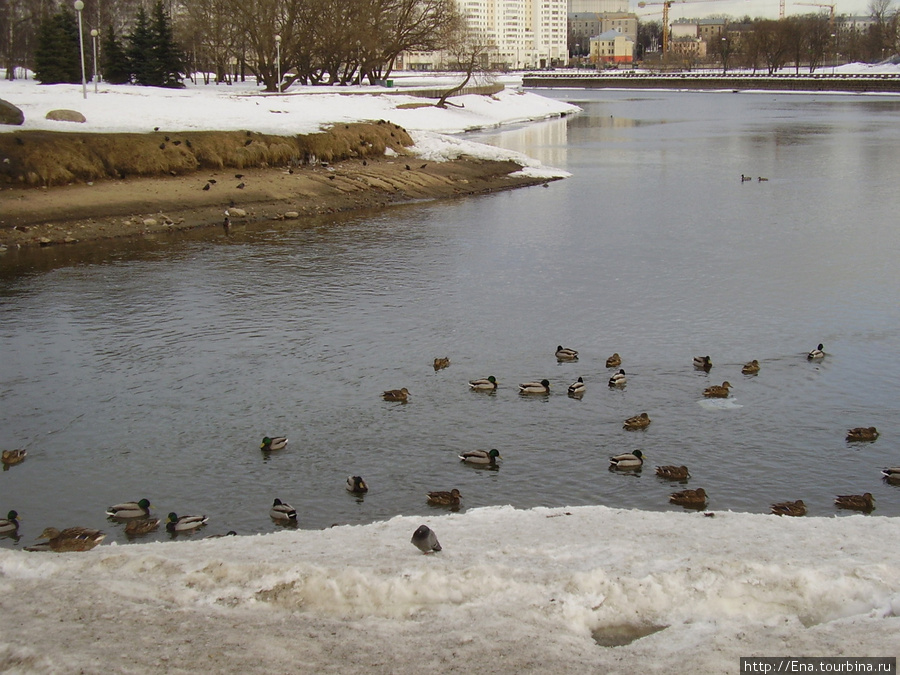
<box><xmin>0</xmin><ymin>153</ymin><xmax>557</xmax><ymax>250</ymax></box>
<box><xmin>522</xmin><ymin>72</ymin><xmax>900</xmax><ymax>93</ymax></box>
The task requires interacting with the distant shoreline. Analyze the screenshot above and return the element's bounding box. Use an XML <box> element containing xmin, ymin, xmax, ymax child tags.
<box><xmin>523</xmin><ymin>72</ymin><xmax>900</xmax><ymax>93</ymax></box>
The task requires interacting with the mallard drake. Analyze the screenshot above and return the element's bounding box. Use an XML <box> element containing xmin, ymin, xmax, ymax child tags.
<box><xmin>0</xmin><ymin>510</ymin><xmax>20</xmax><ymax>535</ymax></box>
<box><xmin>37</xmin><ymin>526</ymin><xmax>106</xmax><ymax>552</ymax></box>
<box><xmin>656</xmin><ymin>465</ymin><xmax>690</xmax><ymax>480</ymax></box>
<box><xmin>124</xmin><ymin>518</ymin><xmax>160</xmax><ymax>536</ymax></box>
<box><xmin>703</xmin><ymin>381</ymin><xmax>731</xmax><ymax>398</ymax></box>
<box><xmin>433</xmin><ymin>357</ymin><xmax>450</xmax><ymax>371</ymax></box>
<box><xmin>106</xmin><ymin>498</ymin><xmax>151</xmax><ymax>519</ymax></box>
<box><xmin>568</xmin><ymin>376</ymin><xmax>586</xmax><ymax>396</ymax></box>
<box><xmin>1</xmin><ymin>449</ymin><xmax>26</xmax><ymax>466</ymax></box>
<box><xmin>882</xmin><ymin>467</ymin><xmax>900</xmax><ymax>483</ymax></box>
<box><xmin>693</xmin><ymin>356</ymin><xmax>712</xmax><ymax>370</ymax></box>
<box><xmin>834</xmin><ymin>493</ymin><xmax>875</xmax><ymax>513</ymax></box>
<box><xmin>846</xmin><ymin>427</ymin><xmax>879</xmax><ymax>442</ymax></box>
<box><xmin>346</xmin><ymin>475</ymin><xmax>368</xmax><ymax>494</ymax></box>
<box><xmin>770</xmin><ymin>500</ymin><xmax>807</xmax><ymax>517</ymax></box>
<box><xmin>269</xmin><ymin>498</ymin><xmax>297</xmax><ymax>523</ymax></box>
<box><xmin>605</xmin><ymin>353</ymin><xmax>621</xmax><ymax>368</ymax></box>
<box><xmin>609</xmin><ymin>449</ymin><xmax>644</xmax><ymax>470</ymax></box>
<box><xmin>519</xmin><ymin>379</ymin><xmax>550</xmax><ymax>394</ymax></box>
<box><xmin>411</xmin><ymin>524</ymin><xmax>441</xmax><ymax>554</ymax></box>
<box><xmin>807</xmin><ymin>343</ymin><xmax>825</xmax><ymax>360</ymax></box>
<box><xmin>608</xmin><ymin>369</ymin><xmax>626</xmax><ymax>387</ymax></box>
<box><xmin>741</xmin><ymin>360</ymin><xmax>760</xmax><ymax>375</ymax></box>
<box><xmin>468</xmin><ymin>376</ymin><xmax>498</xmax><ymax>391</ymax></box>
<box><xmin>669</xmin><ymin>487</ymin><xmax>708</xmax><ymax>508</ymax></box>
<box><xmin>556</xmin><ymin>345</ymin><xmax>578</xmax><ymax>361</ymax></box>
<box><xmin>165</xmin><ymin>512</ymin><xmax>209</xmax><ymax>532</ymax></box>
<box><xmin>382</xmin><ymin>388</ymin><xmax>409</xmax><ymax>402</ymax></box>
<box><xmin>427</xmin><ymin>489</ymin><xmax>461</xmax><ymax>506</ymax></box>
<box><xmin>261</xmin><ymin>436</ymin><xmax>288</xmax><ymax>451</ymax></box>
<box><xmin>459</xmin><ymin>448</ymin><xmax>502</xmax><ymax>466</ymax></box>
<box><xmin>623</xmin><ymin>412</ymin><xmax>651</xmax><ymax>430</ymax></box>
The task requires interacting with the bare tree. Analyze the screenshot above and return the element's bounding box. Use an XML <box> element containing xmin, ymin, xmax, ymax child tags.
<box><xmin>435</xmin><ymin>22</ymin><xmax>494</xmax><ymax>108</ymax></box>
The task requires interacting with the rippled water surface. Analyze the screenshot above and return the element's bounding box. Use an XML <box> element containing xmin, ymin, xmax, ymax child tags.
<box><xmin>2</xmin><ymin>89</ymin><xmax>900</xmax><ymax>545</ymax></box>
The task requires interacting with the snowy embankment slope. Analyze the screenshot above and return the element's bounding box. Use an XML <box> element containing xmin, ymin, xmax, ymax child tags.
<box><xmin>0</xmin><ymin>76</ymin><xmax>579</xmax><ymax>179</ymax></box>
<box><xmin>1</xmin><ymin>504</ymin><xmax>898</xmax><ymax>673</ymax></box>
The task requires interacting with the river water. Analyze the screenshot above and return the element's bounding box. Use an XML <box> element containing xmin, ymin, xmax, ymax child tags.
<box><xmin>2</xmin><ymin>89</ymin><xmax>899</xmax><ymax>545</ymax></box>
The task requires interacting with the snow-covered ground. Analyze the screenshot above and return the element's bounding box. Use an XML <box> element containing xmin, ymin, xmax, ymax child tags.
<box><xmin>1</xmin><ymin>505</ymin><xmax>898</xmax><ymax>672</ymax></box>
<box><xmin>0</xmin><ymin>73</ymin><xmax>578</xmax><ymax>180</ymax></box>
<box><xmin>1</xmin><ymin>70</ymin><xmax>899</xmax><ymax>672</ymax></box>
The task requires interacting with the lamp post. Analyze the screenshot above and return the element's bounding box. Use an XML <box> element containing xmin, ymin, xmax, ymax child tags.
<box><xmin>274</xmin><ymin>34</ymin><xmax>281</xmax><ymax>92</ymax></box>
<box><xmin>91</xmin><ymin>29</ymin><xmax>99</xmax><ymax>93</ymax></box>
<box><xmin>74</xmin><ymin>0</ymin><xmax>87</xmax><ymax>99</ymax></box>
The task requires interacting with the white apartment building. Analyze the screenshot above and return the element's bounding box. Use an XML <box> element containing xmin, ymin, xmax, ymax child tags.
<box><xmin>403</xmin><ymin>0</ymin><xmax>568</xmax><ymax>71</ymax></box>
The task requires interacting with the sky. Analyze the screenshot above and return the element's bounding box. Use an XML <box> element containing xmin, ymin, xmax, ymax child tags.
<box><xmin>1</xmin><ymin>73</ymin><xmax>899</xmax><ymax>673</ymax></box>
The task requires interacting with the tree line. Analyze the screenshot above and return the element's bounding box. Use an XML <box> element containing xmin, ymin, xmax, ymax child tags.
<box><xmin>2</xmin><ymin>0</ymin><xmax>464</xmax><ymax>89</ymax></box>
<box><xmin>636</xmin><ymin>2</ymin><xmax>899</xmax><ymax>73</ymax></box>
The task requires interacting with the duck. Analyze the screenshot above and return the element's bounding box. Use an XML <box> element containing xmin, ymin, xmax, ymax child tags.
<box><xmin>382</xmin><ymin>388</ymin><xmax>409</xmax><ymax>402</ymax></box>
<box><xmin>260</xmin><ymin>436</ymin><xmax>288</xmax><ymax>451</ymax></box>
<box><xmin>269</xmin><ymin>498</ymin><xmax>297</xmax><ymax>523</ymax></box>
<box><xmin>669</xmin><ymin>487</ymin><xmax>708</xmax><ymax>508</ymax></box>
<box><xmin>519</xmin><ymin>379</ymin><xmax>550</xmax><ymax>394</ymax></box>
<box><xmin>605</xmin><ymin>353</ymin><xmax>621</xmax><ymax>368</ymax></box>
<box><xmin>846</xmin><ymin>427</ymin><xmax>879</xmax><ymax>442</ymax></box>
<box><xmin>568</xmin><ymin>376</ymin><xmax>586</xmax><ymax>396</ymax></box>
<box><xmin>124</xmin><ymin>518</ymin><xmax>160</xmax><ymax>536</ymax></box>
<box><xmin>346</xmin><ymin>475</ymin><xmax>368</xmax><ymax>494</ymax></box>
<box><xmin>807</xmin><ymin>343</ymin><xmax>825</xmax><ymax>360</ymax></box>
<box><xmin>770</xmin><ymin>500</ymin><xmax>807</xmax><ymax>517</ymax></box>
<box><xmin>459</xmin><ymin>448</ymin><xmax>502</xmax><ymax>466</ymax></box>
<box><xmin>834</xmin><ymin>493</ymin><xmax>875</xmax><ymax>513</ymax></box>
<box><xmin>609</xmin><ymin>449</ymin><xmax>644</xmax><ymax>470</ymax></box>
<box><xmin>1</xmin><ymin>449</ymin><xmax>27</xmax><ymax>466</ymax></box>
<box><xmin>411</xmin><ymin>524</ymin><xmax>441</xmax><ymax>554</ymax></box>
<box><xmin>427</xmin><ymin>488</ymin><xmax>462</xmax><ymax>507</ymax></box>
<box><xmin>0</xmin><ymin>510</ymin><xmax>20</xmax><ymax>535</ymax></box>
<box><xmin>881</xmin><ymin>467</ymin><xmax>900</xmax><ymax>483</ymax></box>
<box><xmin>741</xmin><ymin>174</ymin><xmax>752</xmax><ymax>182</ymax></box>
<box><xmin>623</xmin><ymin>412</ymin><xmax>651</xmax><ymax>430</ymax></box>
<box><xmin>655</xmin><ymin>465</ymin><xmax>690</xmax><ymax>480</ymax></box>
<box><xmin>741</xmin><ymin>360</ymin><xmax>760</xmax><ymax>375</ymax></box>
<box><xmin>37</xmin><ymin>526</ymin><xmax>106</xmax><ymax>552</ymax></box>
<box><xmin>165</xmin><ymin>512</ymin><xmax>209</xmax><ymax>532</ymax></box>
<box><xmin>703</xmin><ymin>381</ymin><xmax>731</xmax><ymax>398</ymax></box>
<box><xmin>468</xmin><ymin>375</ymin><xmax>498</xmax><ymax>391</ymax></box>
<box><xmin>106</xmin><ymin>498</ymin><xmax>152</xmax><ymax>519</ymax></box>
<box><xmin>608</xmin><ymin>369</ymin><xmax>626</xmax><ymax>387</ymax></box>
<box><xmin>556</xmin><ymin>345</ymin><xmax>578</xmax><ymax>361</ymax></box>
<box><xmin>693</xmin><ymin>356</ymin><xmax>712</xmax><ymax>370</ymax></box>
<box><xmin>433</xmin><ymin>357</ymin><xmax>450</xmax><ymax>371</ymax></box>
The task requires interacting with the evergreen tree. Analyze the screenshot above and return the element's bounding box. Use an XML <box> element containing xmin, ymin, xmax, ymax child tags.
<box><xmin>100</xmin><ymin>27</ymin><xmax>131</xmax><ymax>84</ymax></box>
<box><xmin>33</xmin><ymin>7</ymin><xmax>81</xmax><ymax>84</ymax></box>
<box><xmin>149</xmin><ymin>0</ymin><xmax>185</xmax><ymax>88</ymax></box>
<box><xmin>127</xmin><ymin>6</ymin><xmax>155</xmax><ymax>85</ymax></box>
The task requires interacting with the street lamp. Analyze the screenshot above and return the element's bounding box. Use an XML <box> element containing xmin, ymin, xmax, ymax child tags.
<box><xmin>91</xmin><ymin>29</ymin><xmax>99</xmax><ymax>93</ymax></box>
<box><xmin>274</xmin><ymin>34</ymin><xmax>281</xmax><ymax>93</ymax></box>
<box><xmin>74</xmin><ymin>0</ymin><xmax>87</xmax><ymax>99</ymax></box>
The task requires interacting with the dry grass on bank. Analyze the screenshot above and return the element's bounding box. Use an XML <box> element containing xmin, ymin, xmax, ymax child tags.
<box><xmin>0</xmin><ymin>121</ymin><xmax>413</xmax><ymax>187</ymax></box>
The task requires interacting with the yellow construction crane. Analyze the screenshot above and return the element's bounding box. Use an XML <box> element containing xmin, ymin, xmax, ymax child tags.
<box><xmin>637</xmin><ymin>0</ymin><xmax>721</xmax><ymax>54</ymax></box>
<box><xmin>794</xmin><ymin>1</ymin><xmax>836</xmax><ymax>32</ymax></box>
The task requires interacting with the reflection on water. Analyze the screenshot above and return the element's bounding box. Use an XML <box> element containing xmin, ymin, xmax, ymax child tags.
<box><xmin>2</xmin><ymin>89</ymin><xmax>900</xmax><ymax>547</ymax></box>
